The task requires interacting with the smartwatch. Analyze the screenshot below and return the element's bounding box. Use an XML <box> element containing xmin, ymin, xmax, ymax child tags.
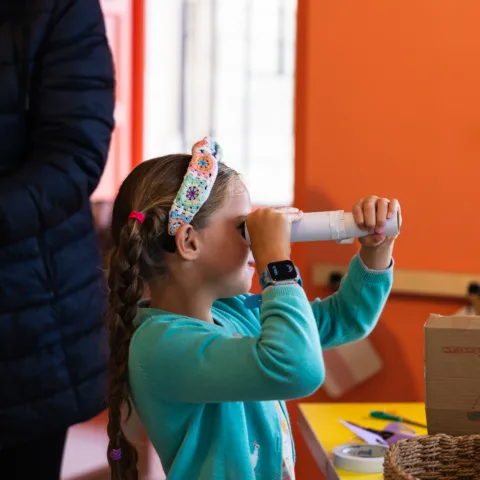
<box><xmin>260</xmin><ymin>260</ymin><xmax>303</xmax><ymax>290</ymax></box>
<box><xmin>243</xmin><ymin>260</ymin><xmax>303</xmax><ymax>310</ymax></box>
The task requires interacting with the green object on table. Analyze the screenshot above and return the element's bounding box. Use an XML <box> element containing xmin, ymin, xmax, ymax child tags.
<box><xmin>370</xmin><ymin>410</ymin><xmax>427</xmax><ymax>429</ymax></box>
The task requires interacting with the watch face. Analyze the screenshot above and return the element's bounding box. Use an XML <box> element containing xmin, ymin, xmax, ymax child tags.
<box><xmin>268</xmin><ymin>260</ymin><xmax>297</xmax><ymax>281</ymax></box>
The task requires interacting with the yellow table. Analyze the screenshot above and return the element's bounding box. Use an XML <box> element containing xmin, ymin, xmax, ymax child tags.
<box><xmin>298</xmin><ymin>403</ymin><xmax>427</xmax><ymax>480</ymax></box>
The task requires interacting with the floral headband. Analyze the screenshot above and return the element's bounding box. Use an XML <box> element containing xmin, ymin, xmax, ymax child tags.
<box><xmin>167</xmin><ymin>136</ymin><xmax>222</xmax><ymax>236</ymax></box>
<box><xmin>128</xmin><ymin>136</ymin><xmax>223</xmax><ymax>251</ymax></box>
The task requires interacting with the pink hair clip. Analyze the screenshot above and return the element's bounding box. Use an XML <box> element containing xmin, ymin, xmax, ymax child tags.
<box><xmin>128</xmin><ymin>211</ymin><xmax>145</xmax><ymax>224</ymax></box>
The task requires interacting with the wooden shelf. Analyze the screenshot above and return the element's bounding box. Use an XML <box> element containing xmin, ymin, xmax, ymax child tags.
<box><xmin>312</xmin><ymin>263</ymin><xmax>480</xmax><ymax>299</ymax></box>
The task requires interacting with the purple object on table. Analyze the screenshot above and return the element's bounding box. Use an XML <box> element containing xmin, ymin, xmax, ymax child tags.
<box><xmin>381</xmin><ymin>422</ymin><xmax>416</xmax><ymax>444</ymax></box>
<box><xmin>338</xmin><ymin>420</ymin><xmax>416</xmax><ymax>446</ymax></box>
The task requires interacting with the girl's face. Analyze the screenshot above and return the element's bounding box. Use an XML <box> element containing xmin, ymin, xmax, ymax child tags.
<box><xmin>197</xmin><ymin>179</ymin><xmax>255</xmax><ymax>298</ymax></box>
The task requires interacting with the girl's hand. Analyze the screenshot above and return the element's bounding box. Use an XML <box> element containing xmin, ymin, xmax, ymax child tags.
<box><xmin>352</xmin><ymin>196</ymin><xmax>401</xmax><ymax>248</ymax></box>
<box><xmin>246</xmin><ymin>207</ymin><xmax>303</xmax><ymax>275</ymax></box>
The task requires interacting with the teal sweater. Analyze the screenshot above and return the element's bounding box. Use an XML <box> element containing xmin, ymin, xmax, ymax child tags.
<box><xmin>128</xmin><ymin>254</ymin><xmax>393</xmax><ymax>480</ymax></box>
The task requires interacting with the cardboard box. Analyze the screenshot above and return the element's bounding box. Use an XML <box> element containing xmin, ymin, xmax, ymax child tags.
<box><xmin>425</xmin><ymin>314</ymin><xmax>480</xmax><ymax>436</ymax></box>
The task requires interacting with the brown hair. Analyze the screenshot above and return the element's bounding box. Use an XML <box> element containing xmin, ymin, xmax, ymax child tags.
<box><xmin>106</xmin><ymin>154</ymin><xmax>239</xmax><ymax>479</ymax></box>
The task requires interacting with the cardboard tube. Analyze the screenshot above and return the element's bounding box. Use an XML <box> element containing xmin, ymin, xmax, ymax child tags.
<box><xmin>245</xmin><ymin>210</ymin><xmax>400</xmax><ymax>244</ymax></box>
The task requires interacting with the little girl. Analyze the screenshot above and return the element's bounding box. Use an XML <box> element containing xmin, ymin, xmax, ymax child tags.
<box><xmin>106</xmin><ymin>137</ymin><xmax>399</xmax><ymax>479</ymax></box>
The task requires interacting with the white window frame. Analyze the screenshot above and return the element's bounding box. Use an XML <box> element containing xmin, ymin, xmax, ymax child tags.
<box><xmin>144</xmin><ymin>0</ymin><xmax>297</xmax><ymax>206</ymax></box>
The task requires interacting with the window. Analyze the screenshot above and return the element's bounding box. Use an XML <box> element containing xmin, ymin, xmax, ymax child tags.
<box><xmin>144</xmin><ymin>0</ymin><xmax>297</xmax><ymax>205</ymax></box>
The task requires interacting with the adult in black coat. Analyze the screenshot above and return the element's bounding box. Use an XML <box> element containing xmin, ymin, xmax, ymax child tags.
<box><xmin>0</xmin><ymin>0</ymin><xmax>114</xmax><ymax>477</ymax></box>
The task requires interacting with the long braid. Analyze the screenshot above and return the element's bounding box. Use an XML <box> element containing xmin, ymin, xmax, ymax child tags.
<box><xmin>106</xmin><ymin>220</ymin><xmax>144</xmax><ymax>480</ymax></box>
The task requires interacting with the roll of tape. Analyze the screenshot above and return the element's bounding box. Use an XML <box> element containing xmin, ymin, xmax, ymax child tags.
<box><xmin>332</xmin><ymin>444</ymin><xmax>388</xmax><ymax>473</ymax></box>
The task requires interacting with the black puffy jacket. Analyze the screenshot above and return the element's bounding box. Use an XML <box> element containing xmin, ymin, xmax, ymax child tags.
<box><xmin>0</xmin><ymin>0</ymin><xmax>114</xmax><ymax>446</ymax></box>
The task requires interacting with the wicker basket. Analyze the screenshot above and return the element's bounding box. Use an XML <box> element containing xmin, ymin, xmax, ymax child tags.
<box><xmin>384</xmin><ymin>433</ymin><xmax>480</xmax><ymax>480</ymax></box>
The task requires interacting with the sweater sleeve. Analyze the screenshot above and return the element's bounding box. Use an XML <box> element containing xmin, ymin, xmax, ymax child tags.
<box><xmin>312</xmin><ymin>253</ymin><xmax>393</xmax><ymax>350</ymax></box>
<box><xmin>0</xmin><ymin>0</ymin><xmax>114</xmax><ymax>246</ymax></box>
<box><xmin>130</xmin><ymin>286</ymin><xmax>324</xmax><ymax>403</ymax></box>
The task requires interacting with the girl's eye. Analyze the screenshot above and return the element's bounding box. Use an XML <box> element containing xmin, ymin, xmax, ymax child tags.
<box><xmin>238</xmin><ymin>221</ymin><xmax>246</xmax><ymax>238</ymax></box>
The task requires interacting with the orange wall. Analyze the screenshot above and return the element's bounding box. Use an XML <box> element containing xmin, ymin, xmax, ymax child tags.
<box><xmin>291</xmin><ymin>1</ymin><xmax>480</xmax><ymax>477</ymax></box>
<box><xmin>132</xmin><ymin>0</ymin><xmax>145</xmax><ymax>168</ymax></box>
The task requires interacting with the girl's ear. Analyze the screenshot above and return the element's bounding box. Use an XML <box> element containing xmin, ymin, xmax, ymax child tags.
<box><xmin>175</xmin><ymin>224</ymin><xmax>201</xmax><ymax>261</ymax></box>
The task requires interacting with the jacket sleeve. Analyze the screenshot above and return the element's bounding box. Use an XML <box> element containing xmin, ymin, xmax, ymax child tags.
<box><xmin>130</xmin><ymin>286</ymin><xmax>325</xmax><ymax>403</ymax></box>
<box><xmin>312</xmin><ymin>254</ymin><xmax>393</xmax><ymax>349</ymax></box>
<box><xmin>0</xmin><ymin>0</ymin><xmax>115</xmax><ymax>245</ymax></box>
